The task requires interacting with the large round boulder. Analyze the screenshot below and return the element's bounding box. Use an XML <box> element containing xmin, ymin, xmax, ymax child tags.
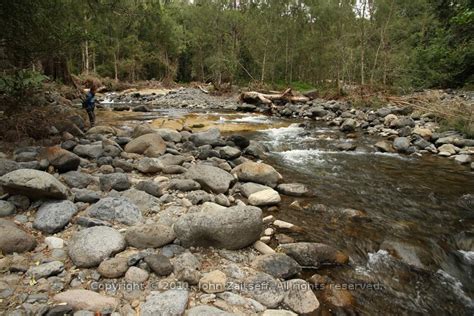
<box><xmin>174</xmin><ymin>205</ymin><xmax>262</xmax><ymax>250</ymax></box>
<box><xmin>0</xmin><ymin>169</ymin><xmax>69</xmax><ymax>199</ymax></box>
<box><xmin>124</xmin><ymin>133</ymin><xmax>166</xmax><ymax>157</ymax></box>
<box><xmin>184</xmin><ymin>164</ymin><xmax>235</xmax><ymax>194</ymax></box>
<box><xmin>68</xmin><ymin>226</ymin><xmax>126</xmax><ymax>268</ymax></box>
<box><xmin>231</xmin><ymin>161</ymin><xmax>282</xmax><ymax>188</ymax></box>
<box><xmin>33</xmin><ymin>200</ymin><xmax>78</xmax><ymax>233</ymax></box>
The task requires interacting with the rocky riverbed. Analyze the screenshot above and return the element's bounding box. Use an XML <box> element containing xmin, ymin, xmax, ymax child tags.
<box><xmin>0</xmin><ymin>87</ymin><xmax>472</xmax><ymax>315</ymax></box>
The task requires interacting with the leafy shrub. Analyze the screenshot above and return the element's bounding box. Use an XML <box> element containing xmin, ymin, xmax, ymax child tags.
<box><xmin>0</xmin><ymin>70</ymin><xmax>48</xmax><ymax>105</ymax></box>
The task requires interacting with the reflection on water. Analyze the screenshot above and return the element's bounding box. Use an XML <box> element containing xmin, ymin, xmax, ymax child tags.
<box><xmin>97</xmin><ymin>109</ymin><xmax>474</xmax><ymax>315</ymax></box>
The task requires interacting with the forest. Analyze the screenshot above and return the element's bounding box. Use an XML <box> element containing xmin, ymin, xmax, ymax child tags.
<box><xmin>1</xmin><ymin>0</ymin><xmax>473</xmax><ymax>91</ymax></box>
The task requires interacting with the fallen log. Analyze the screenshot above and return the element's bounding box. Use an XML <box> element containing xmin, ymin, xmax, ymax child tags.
<box><xmin>240</xmin><ymin>88</ymin><xmax>309</xmax><ymax>105</ymax></box>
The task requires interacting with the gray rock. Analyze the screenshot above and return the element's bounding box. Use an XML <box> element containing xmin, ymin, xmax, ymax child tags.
<box><xmin>184</xmin><ymin>164</ymin><xmax>234</xmax><ymax>194</ymax></box>
<box><xmin>33</xmin><ymin>200</ymin><xmax>78</xmax><ymax>233</ymax></box>
<box><xmin>283</xmin><ymin>279</ymin><xmax>319</xmax><ymax>314</ymax></box>
<box><xmin>174</xmin><ymin>205</ymin><xmax>262</xmax><ymax>250</ymax></box>
<box><xmin>374</xmin><ymin>140</ymin><xmax>394</xmax><ymax>152</ymax></box>
<box><xmin>0</xmin><ymin>169</ymin><xmax>69</xmax><ymax>199</ymax></box>
<box><xmin>125</xmin><ymin>266</ymin><xmax>149</xmax><ymax>283</ymax></box>
<box><xmin>232</xmin><ymin>161</ymin><xmax>282</xmax><ymax>188</ymax></box>
<box><xmin>0</xmin><ymin>159</ymin><xmax>21</xmax><ymax>176</ymax></box>
<box><xmin>454</xmin><ymin>154</ymin><xmax>472</xmax><ymax>164</ymax></box>
<box><xmin>277</xmin><ymin>183</ymin><xmax>309</xmax><ymax>197</ymax></box>
<box><xmin>8</xmin><ymin>195</ymin><xmax>30</xmax><ymax>210</ymax></box>
<box><xmin>227</xmin><ymin>135</ymin><xmax>250</xmax><ymax>149</ymax></box>
<box><xmin>99</xmin><ymin>173</ymin><xmax>131</xmax><ymax>191</ymax></box>
<box><xmin>458</xmin><ymin>194</ymin><xmax>474</xmax><ymax>212</ymax></box>
<box><xmin>186</xmin><ymin>190</ymin><xmax>212</xmax><ymax>205</ymax></box>
<box><xmin>72</xmin><ymin>188</ymin><xmax>101</xmax><ymax>203</ymax></box>
<box><xmin>157</xmin><ymin>153</ymin><xmax>186</xmax><ymax>166</ymax></box>
<box><xmin>75</xmin><ymin>216</ymin><xmax>112</xmax><ymax>227</ymax></box>
<box><xmin>217</xmin><ymin>292</ymin><xmax>265</xmax><ymax>313</ymax></box>
<box><xmin>140</xmin><ymin>289</ymin><xmax>189</xmax><ymax>316</ymax></box>
<box><xmin>0</xmin><ymin>200</ymin><xmax>15</xmax><ymax>217</ymax></box>
<box><xmin>125</xmin><ymin>133</ymin><xmax>166</xmax><ymax>157</ymax></box>
<box><xmin>240</xmin><ymin>272</ymin><xmax>284</xmax><ymax>307</ymax></box>
<box><xmin>215</xmin><ymin>194</ymin><xmax>230</xmax><ymax>207</ymax></box>
<box><xmin>162</xmin><ymin>165</ymin><xmax>187</xmax><ymax>174</ymax></box>
<box><xmin>112</xmin><ymin>158</ymin><xmax>135</xmax><ymax>172</ymax></box>
<box><xmin>53</xmin><ymin>289</ymin><xmax>119</xmax><ymax>312</ymax></box>
<box><xmin>137</xmin><ymin>158</ymin><xmax>162</xmax><ymax>173</ymax></box>
<box><xmin>97</xmin><ymin>257</ymin><xmax>129</xmax><ymax>278</ymax></box>
<box><xmin>219</xmin><ymin>146</ymin><xmax>241</xmax><ymax>160</ymax></box>
<box><xmin>136</xmin><ymin>180</ymin><xmax>166</xmax><ymax>197</ymax></box>
<box><xmin>340</xmin><ymin>118</ymin><xmax>356</xmax><ymax>132</ymax></box>
<box><xmin>244</xmin><ymin>141</ymin><xmax>268</xmax><ymax>159</ymax></box>
<box><xmin>145</xmin><ymin>254</ymin><xmax>174</xmax><ymax>276</ymax></box>
<box><xmin>393</xmin><ymin>137</ymin><xmax>410</xmax><ymax>153</ymax></box>
<box><xmin>73</xmin><ymin>144</ymin><xmax>104</xmax><ymax>159</ymax></box>
<box><xmin>125</xmin><ymin>224</ymin><xmax>175</xmax><ymax>248</ymax></box>
<box><xmin>155</xmin><ymin>128</ymin><xmax>182</xmax><ymax>142</ymax></box>
<box><xmin>251</xmin><ymin>253</ymin><xmax>301</xmax><ymax>279</ymax></box>
<box><xmin>0</xmin><ymin>219</ymin><xmax>36</xmax><ymax>254</ymax></box>
<box><xmin>87</xmin><ymin>197</ymin><xmax>142</xmax><ymax>225</ymax></box>
<box><xmin>186</xmin><ymin>306</ymin><xmax>235</xmax><ymax>316</ymax></box>
<box><xmin>239</xmin><ymin>182</ymin><xmax>270</xmax><ymax>198</ymax></box>
<box><xmin>190</xmin><ymin>128</ymin><xmax>221</xmax><ymax>146</ymax></box>
<box><xmin>390</xmin><ymin>117</ymin><xmax>415</xmax><ymax>128</ymax></box>
<box><xmin>27</xmin><ymin>261</ymin><xmax>64</xmax><ymax>279</ymax></box>
<box><xmin>61</xmin><ymin>171</ymin><xmax>94</xmax><ymax>189</ymax></box>
<box><xmin>122</xmin><ymin>188</ymin><xmax>160</xmax><ymax>213</ymax></box>
<box><xmin>68</xmin><ymin>226</ymin><xmax>126</xmax><ymax>268</ymax></box>
<box><xmin>167</xmin><ymin>179</ymin><xmax>201</xmax><ymax>192</ymax></box>
<box><xmin>248</xmin><ymin>189</ymin><xmax>281</xmax><ymax>206</ymax></box>
<box><xmin>278</xmin><ymin>242</ymin><xmax>349</xmax><ymax>268</ymax></box>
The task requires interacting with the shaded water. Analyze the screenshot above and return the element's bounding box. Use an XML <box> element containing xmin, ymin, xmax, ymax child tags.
<box><xmin>98</xmin><ymin>108</ymin><xmax>474</xmax><ymax>315</ymax></box>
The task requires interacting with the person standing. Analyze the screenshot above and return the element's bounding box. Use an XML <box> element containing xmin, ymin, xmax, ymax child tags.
<box><xmin>83</xmin><ymin>85</ymin><xmax>97</xmax><ymax>127</ymax></box>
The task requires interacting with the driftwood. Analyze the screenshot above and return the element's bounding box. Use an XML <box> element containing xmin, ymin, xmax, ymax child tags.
<box><xmin>198</xmin><ymin>85</ymin><xmax>209</xmax><ymax>94</ymax></box>
<box><xmin>240</xmin><ymin>88</ymin><xmax>310</xmax><ymax>105</ymax></box>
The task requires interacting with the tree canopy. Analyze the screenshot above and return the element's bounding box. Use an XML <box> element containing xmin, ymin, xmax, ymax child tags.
<box><xmin>1</xmin><ymin>0</ymin><xmax>472</xmax><ymax>89</ymax></box>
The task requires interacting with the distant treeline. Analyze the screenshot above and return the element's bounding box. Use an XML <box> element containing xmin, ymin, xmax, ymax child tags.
<box><xmin>1</xmin><ymin>0</ymin><xmax>472</xmax><ymax>89</ymax></box>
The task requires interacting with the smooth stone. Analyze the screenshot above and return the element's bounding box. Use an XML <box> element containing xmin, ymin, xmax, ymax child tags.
<box><xmin>231</xmin><ymin>161</ymin><xmax>282</xmax><ymax>188</ymax></box>
<box><xmin>167</xmin><ymin>179</ymin><xmax>201</xmax><ymax>191</ymax></box>
<box><xmin>73</xmin><ymin>144</ymin><xmax>104</xmax><ymax>159</ymax></box>
<box><xmin>99</xmin><ymin>173</ymin><xmax>131</xmax><ymax>191</ymax></box>
<box><xmin>248</xmin><ymin>189</ymin><xmax>281</xmax><ymax>206</ymax></box>
<box><xmin>53</xmin><ymin>290</ymin><xmax>119</xmax><ymax>312</ymax></box>
<box><xmin>276</xmin><ymin>183</ymin><xmax>309</xmax><ymax>196</ymax></box>
<box><xmin>0</xmin><ymin>169</ymin><xmax>69</xmax><ymax>199</ymax></box>
<box><xmin>0</xmin><ymin>219</ymin><xmax>36</xmax><ymax>254</ymax></box>
<box><xmin>375</xmin><ymin>140</ymin><xmax>394</xmax><ymax>152</ymax></box>
<box><xmin>239</xmin><ymin>182</ymin><xmax>271</xmax><ymax>198</ymax></box>
<box><xmin>240</xmin><ymin>272</ymin><xmax>284</xmax><ymax>308</ymax></box>
<box><xmin>199</xmin><ymin>270</ymin><xmax>227</xmax><ymax>294</ymax></box>
<box><xmin>144</xmin><ymin>254</ymin><xmax>174</xmax><ymax>276</ymax></box>
<box><xmin>97</xmin><ymin>257</ymin><xmax>129</xmax><ymax>278</ymax></box>
<box><xmin>393</xmin><ymin>137</ymin><xmax>410</xmax><ymax>153</ymax></box>
<box><xmin>72</xmin><ymin>188</ymin><xmax>101</xmax><ymax>203</ymax></box>
<box><xmin>454</xmin><ymin>154</ymin><xmax>472</xmax><ymax>164</ymax></box>
<box><xmin>0</xmin><ymin>200</ymin><xmax>15</xmax><ymax>216</ymax></box>
<box><xmin>124</xmin><ymin>133</ymin><xmax>166</xmax><ymax>157</ymax></box>
<box><xmin>125</xmin><ymin>266</ymin><xmax>149</xmax><ymax>283</ymax></box>
<box><xmin>33</xmin><ymin>200</ymin><xmax>77</xmax><ymax>233</ymax></box>
<box><xmin>125</xmin><ymin>224</ymin><xmax>175</xmax><ymax>248</ymax></box>
<box><xmin>68</xmin><ymin>226</ymin><xmax>126</xmax><ymax>268</ymax></box>
<box><xmin>45</xmin><ymin>236</ymin><xmax>64</xmax><ymax>249</ymax></box>
<box><xmin>61</xmin><ymin>171</ymin><xmax>94</xmax><ymax>189</ymax></box>
<box><xmin>184</xmin><ymin>164</ymin><xmax>235</xmax><ymax>194</ymax></box>
<box><xmin>43</xmin><ymin>146</ymin><xmax>81</xmax><ymax>173</ymax></box>
<box><xmin>190</xmin><ymin>128</ymin><xmax>221</xmax><ymax>146</ymax></box>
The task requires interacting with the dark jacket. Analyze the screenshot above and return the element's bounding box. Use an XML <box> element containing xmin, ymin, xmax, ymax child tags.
<box><xmin>83</xmin><ymin>91</ymin><xmax>96</xmax><ymax>111</ymax></box>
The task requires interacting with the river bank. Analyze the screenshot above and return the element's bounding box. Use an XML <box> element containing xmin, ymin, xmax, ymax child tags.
<box><xmin>0</xmin><ymin>87</ymin><xmax>473</xmax><ymax>315</ymax></box>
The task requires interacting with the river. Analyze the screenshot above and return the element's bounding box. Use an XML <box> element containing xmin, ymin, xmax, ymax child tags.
<box><xmin>98</xmin><ymin>107</ymin><xmax>474</xmax><ymax>315</ymax></box>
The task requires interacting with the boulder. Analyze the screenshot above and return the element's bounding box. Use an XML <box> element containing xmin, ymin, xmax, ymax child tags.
<box><xmin>393</xmin><ymin>137</ymin><xmax>410</xmax><ymax>153</ymax></box>
<box><xmin>136</xmin><ymin>158</ymin><xmax>162</xmax><ymax>173</ymax></box>
<box><xmin>184</xmin><ymin>164</ymin><xmax>234</xmax><ymax>194</ymax></box>
<box><xmin>53</xmin><ymin>289</ymin><xmax>119</xmax><ymax>312</ymax></box>
<box><xmin>283</xmin><ymin>279</ymin><xmax>319</xmax><ymax>314</ymax></box>
<box><xmin>72</xmin><ymin>188</ymin><xmax>101</xmax><ymax>203</ymax></box>
<box><xmin>412</xmin><ymin>127</ymin><xmax>432</xmax><ymax>140</ymax></box>
<box><xmin>276</xmin><ymin>183</ymin><xmax>309</xmax><ymax>197</ymax></box>
<box><xmin>125</xmin><ymin>224</ymin><xmax>176</xmax><ymax>248</ymax></box>
<box><xmin>68</xmin><ymin>226</ymin><xmax>126</xmax><ymax>268</ymax></box>
<box><xmin>174</xmin><ymin>205</ymin><xmax>262</xmax><ymax>250</ymax></box>
<box><xmin>454</xmin><ymin>154</ymin><xmax>472</xmax><ymax>164</ymax></box>
<box><xmin>248</xmin><ymin>189</ymin><xmax>281</xmax><ymax>206</ymax></box>
<box><xmin>121</xmin><ymin>188</ymin><xmax>160</xmax><ymax>213</ymax></box>
<box><xmin>219</xmin><ymin>146</ymin><xmax>241</xmax><ymax>160</ymax></box>
<box><xmin>190</xmin><ymin>128</ymin><xmax>221</xmax><ymax>146</ymax></box>
<box><xmin>125</xmin><ymin>133</ymin><xmax>166</xmax><ymax>157</ymax></box>
<box><xmin>251</xmin><ymin>253</ymin><xmax>301</xmax><ymax>279</ymax></box>
<box><xmin>0</xmin><ymin>169</ymin><xmax>69</xmax><ymax>199</ymax></box>
<box><xmin>374</xmin><ymin>140</ymin><xmax>394</xmax><ymax>153</ymax></box>
<box><xmin>27</xmin><ymin>261</ymin><xmax>64</xmax><ymax>279</ymax></box>
<box><xmin>141</xmin><ymin>289</ymin><xmax>189</xmax><ymax>316</ymax></box>
<box><xmin>0</xmin><ymin>200</ymin><xmax>15</xmax><ymax>217</ymax></box>
<box><xmin>155</xmin><ymin>128</ymin><xmax>182</xmax><ymax>142</ymax></box>
<box><xmin>167</xmin><ymin>179</ymin><xmax>201</xmax><ymax>192</ymax></box>
<box><xmin>99</xmin><ymin>173</ymin><xmax>131</xmax><ymax>191</ymax></box>
<box><xmin>87</xmin><ymin>196</ymin><xmax>142</xmax><ymax>225</ymax></box>
<box><xmin>157</xmin><ymin>154</ymin><xmax>186</xmax><ymax>166</ymax></box>
<box><xmin>278</xmin><ymin>242</ymin><xmax>349</xmax><ymax>268</ymax></box>
<box><xmin>43</xmin><ymin>146</ymin><xmax>81</xmax><ymax>173</ymax></box>
<box><xmin>33</xmin><ymin>200</ymin><xmax>78</xmax><ymax>233</ymax></box>
<box><xmin>232</xmin><ymin>161</ymin><xmax>282</xmax><ymax>188</ymax></box>
<box><xmin>438</xmin><ymin>144</ymin><xmax>458</xmax><ymax>155</ymax></box>
<box><xmin>0</xmin><ymin>219</ymin><xmax>36</xmax><ymax>254</ymax></box>
<box><xmin>0</xmin><ymin>159</ymin><xmax>21</xmax><ymax>176</ymax></box>
<box><xmin>239</xmin><ymin>182</ymin><xmax>271</xmax><ymax>198</ymax></box>
<box><xmin>227</xmin><ymin>135</ymin><xmax>250</xmax><ymax>149</ymax></box>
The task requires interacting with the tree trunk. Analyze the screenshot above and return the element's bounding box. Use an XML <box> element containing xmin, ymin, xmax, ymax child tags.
<box><xmin>113</xmin><ymin>51</ymin><xmax>119</xmax><ymax>82</ymax></box>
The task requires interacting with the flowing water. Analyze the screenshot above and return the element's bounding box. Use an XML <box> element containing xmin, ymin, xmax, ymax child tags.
<box><xmin>99</xmin><ymin>107</ymin><xmax>474</xmax><ymax>315</ymax></box>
